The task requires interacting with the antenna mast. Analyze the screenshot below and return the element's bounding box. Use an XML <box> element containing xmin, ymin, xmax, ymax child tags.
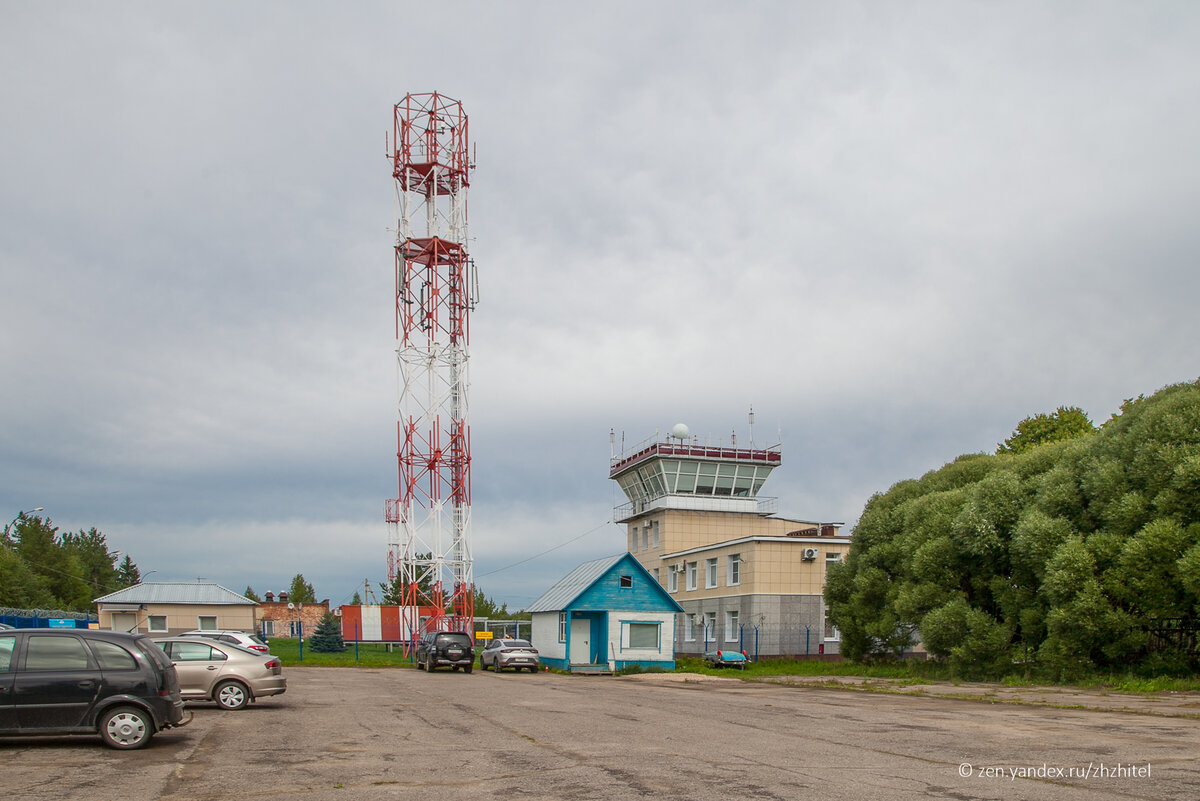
<box><xmin>384</xmin><ymin>92</ymin><xmax>477</xmax><ymax>646</ymax></box>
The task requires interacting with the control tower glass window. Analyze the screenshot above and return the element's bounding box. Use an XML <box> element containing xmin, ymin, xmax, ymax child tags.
<box><xmin>674</xmin><ymin>461</ymin><xmax>698</xmax><ymax>493</ymax></box>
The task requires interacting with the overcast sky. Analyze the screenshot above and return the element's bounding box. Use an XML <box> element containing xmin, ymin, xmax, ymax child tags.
<box><xmin>2</xmin><ymin>2</ymin><xmax>1198</xmax><ymax>610</ymax></box>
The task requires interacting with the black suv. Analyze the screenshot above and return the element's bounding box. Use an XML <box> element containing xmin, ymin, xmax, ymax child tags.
<box><xmin>416</xmin><ymin>631</ymin><xmax>475</xmax><ymax>673</ymax></box>
<box><xmin>0</xmin><ymin>628</ymin><xmax>189</xmax><ymax>749</ymax></box>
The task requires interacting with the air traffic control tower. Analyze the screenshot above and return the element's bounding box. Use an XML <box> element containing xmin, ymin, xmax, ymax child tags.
<box><xmin>610</xmin><ymin>421</ymin><xmax>851</xmax><ymax>659</ymax></box>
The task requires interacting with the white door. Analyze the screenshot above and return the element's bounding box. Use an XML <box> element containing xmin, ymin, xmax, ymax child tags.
<box><xmin>111</xmin><ymin>613</ymin><xmax>137</xmax><ymax>633</ymax></box>
<box><xmin>570</xmin><ymin>617</ymin><xmax>590</xmax><ymax>664</ymax></box>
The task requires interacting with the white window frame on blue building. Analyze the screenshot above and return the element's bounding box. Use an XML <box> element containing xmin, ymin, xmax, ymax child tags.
<box><xmin>621</xmin><ymin>620</ymin><xmax>661</xmax><ymax>651</ymax></box>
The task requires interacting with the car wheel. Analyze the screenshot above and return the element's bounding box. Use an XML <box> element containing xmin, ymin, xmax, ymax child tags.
<box><xmin>99</xmin><ymin>706</ymin><xmax>153</xmax><ymax>750</ymax></box>
<box><xmin>215</xmin><ymin>680</ymin><xmax>250</xmax><ymax>710</ymax></box>
<box><xmin>482</xmin><ymin>659</ymin><xmax>490</xmax><ymax>671</ymax></box>
<box><xmin>426</xmin><ymin>654</ymin><xmax>435</xmax><ymax>672</ymax></box>
<box><xmin>464</xmin><ymin>663</ymin><xmax>473</xmax><ymax>674</ymax></box>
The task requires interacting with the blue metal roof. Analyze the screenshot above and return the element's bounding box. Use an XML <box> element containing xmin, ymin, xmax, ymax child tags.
<box><xmin>94</xmin><ymin>582</ymin><xmax>255</xmax><ymax>606</ymax></box>
<box><xmin>524</xmin><ymin>553</ymin><xmax>684</xmax><ymax>615</ymax></box>
<box><xmin>524</xmin><ymin>555</ymin><xmax>623</xmax><ymax>613</ymax></box>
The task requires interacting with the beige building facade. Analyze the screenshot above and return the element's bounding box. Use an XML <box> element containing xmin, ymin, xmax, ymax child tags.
<box><xmin>95</xmin><ymin>582</ymin><xmax>258</xmax><ymax>635</ymax></box>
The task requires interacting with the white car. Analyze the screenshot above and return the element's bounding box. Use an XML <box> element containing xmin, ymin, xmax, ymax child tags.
<box><xmin>179</xmin><ymin>630</ymin><xmax>270</xmax><ymax>654</ymax></box>
<box><xmin>480</xmin><ymin>638</ymin><xmax>540</xmax><ymax>672</ymax></box>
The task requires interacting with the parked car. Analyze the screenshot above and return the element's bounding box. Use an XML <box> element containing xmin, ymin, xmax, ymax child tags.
<box><xmin>704</xmin><ymin>649</ymin><xmax>749</xmax><ymax>669</ymax></box>
<box><xmin>0</xmin><ymin>628</ymin><xmax>189</xmax><ymax>749</ymax></box>
<box><xmin>154</xmin><ymin>637</ymin><xmax>286</xmax><ymax>710</ymax></box>
<box><xmin>179</xmin><ymin>629</ymin><xmax>270</xmax><ymax>653</ymax></box>
<box><xmin>479</xmin><ymin>638</ymin><xmax>540</xmax><ymax>672</ymax></box>
<box><xmin>415</xmin><ymin>631</ymin><xmax>474</xmax><ymax>673</ymax></box>
<box><xmin>0</xmin><ymin>623</ymin><xmax>14</xmax><ymax>630</ymax></box>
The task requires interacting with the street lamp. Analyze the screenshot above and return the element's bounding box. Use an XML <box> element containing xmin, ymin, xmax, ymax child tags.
<box><xmin>5</xmin><ymin>507</ymin><xmax>44</xmax><ymax>537</ymax></box>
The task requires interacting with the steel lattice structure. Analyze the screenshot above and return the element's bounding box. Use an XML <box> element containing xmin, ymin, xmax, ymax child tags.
<box><xmin>385</xmin><ymin>92</ymin><xmax>476</xmax><ymax>645</ymax></box>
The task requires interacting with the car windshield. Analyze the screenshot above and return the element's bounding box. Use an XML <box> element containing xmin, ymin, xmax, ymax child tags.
<box><xmin>435</xmin><ymin>633</ymin><xmax>472</xmax><ymax>646</ymax></box>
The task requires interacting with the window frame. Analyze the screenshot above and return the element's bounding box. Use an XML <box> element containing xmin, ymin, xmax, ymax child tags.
<box><xmin>685</xmin><ymin>561</ymin><xmax>698</xmax><ymax>591</ymax></box>
<box><xmin>725</xmin><ymin>610</ymin><xmax>739</xmax><ymax>643</ymax></box>
<box><xmin>622</xmin><ymin>620</ymin><xmax>661</xmax><ymax>651</ymax></box>
<box><xmin>728</xmin><ymin>553</ymin><xmax>741</xmax><ymax>586</ymax></box>
<box><xmin>705</xmin><ymin>558</ymin><xmax>718</xmax><ymax>589</ymax></box>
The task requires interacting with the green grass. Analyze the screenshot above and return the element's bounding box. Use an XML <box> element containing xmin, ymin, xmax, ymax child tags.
<box><xmin>268</xmin><ymin>638</ymin><xmax>422</xmax><ymax>668</ymax></box>
<box><xmin>674</xmin><ymin>655</ymin><xmax>958</xmax><ymax>681</ymax></box>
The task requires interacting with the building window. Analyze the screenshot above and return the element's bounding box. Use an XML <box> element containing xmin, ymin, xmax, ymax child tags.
<box><xmin>653</xmin><ymin>568</ymin><xmax>660</xmax><ymax>586</ymax></box>
<box><xmin>262</xmin><ymin>620</ymin><xmax>275</xmax><ymax>637</ymax></box>
<box><xmin>705</xmin><ymin>558</ymin><xmax>717</xmax><ymax>589</ymax></box>
<box><xmin>148</xmin><ymin>615</ymin><xmax>167</xmax><ymax>633</ymax></box>
<box><xmin>705</xmin><ymin>612</ymin><xmax>717</xmax><ymax>640</ymax></box>
<box><xmin>642</xmin><ymin>527</ymin><xmax>649</xmax><ymax>550</ymax></box>
<box><xmin>684</xmin><ymin>614</ymin><xmax>695</xmax><ymax>641</ymax></box>
<box><xmin>558</xmin><ymin>612</ymin><xmax>567</xmax><ymax>642</ymax></box>
<box><xmin>668</xmin><ymin>567</ymin><xmax>678</xmax><ymax>593</ymax></box>
<box><xmin>630</xmin><ymin>529</ymin><xmax>637</xmax><ymax>552</ymax></box>
<box><xmin>686</xmin><ymin>562</ymin><xmax>697</xmax><ymax>591</ymax></box>
<box><xmin>824</xmin><ymin>614</ymin><xmax>841</xmax><ymax>641</ymax></box>
<box><xmin>197</xmin><ymin>616</ymin><xmax>217</xmax><ymax>631</ymax></box>
<box><xmin>651</xmin><ymin>521</ymin><xmax>659</xmax><ymax>548</ymax></box>
<box><xmin>625</xmin><ymin>622</ymin><xmax>660</xmax><ymax>650</ymax></box>
<box><xmin>725</xmin><ymin>610</ymin><xmax>739</xmax><ymax>642</ymax></box>
<box><xmin>728</xmin><ymin>554</ymin><xmax>741</xmax><ymax>586</ymax></box>
<box><xmin>619</xmin><ymin>575</ymin><xmax>633</xmax><ymax>588</ymax></box>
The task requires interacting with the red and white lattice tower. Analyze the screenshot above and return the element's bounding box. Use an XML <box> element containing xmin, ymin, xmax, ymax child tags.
<box><xmin>384</xmin><ymin>92</ymin><xmax>476</xmax><ymax>643</ymax></box>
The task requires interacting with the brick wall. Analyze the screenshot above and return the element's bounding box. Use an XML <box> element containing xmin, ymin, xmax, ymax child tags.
<box><xmin>257</xmin><ymin>599</ymin><xmax>330</xmax><ymax>638</ymax></box>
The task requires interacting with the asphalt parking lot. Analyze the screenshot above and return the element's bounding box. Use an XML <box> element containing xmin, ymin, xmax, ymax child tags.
<box><xmin>5</xmin><ymin>666</ymin><xmax>1199</xmax><ymax>800</ymax></box>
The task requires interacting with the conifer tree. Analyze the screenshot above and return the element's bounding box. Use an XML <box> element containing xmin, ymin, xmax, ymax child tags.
<box><xmin>309</xmin><ymin>611</ymin><xmax>346</xmax><ymax>653</ymax></box>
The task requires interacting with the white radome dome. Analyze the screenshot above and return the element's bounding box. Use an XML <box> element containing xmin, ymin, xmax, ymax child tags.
<box><xmin>671</xmin><ymin>423</ymin><xmax>690</xmax><ymax>440</ymax></box>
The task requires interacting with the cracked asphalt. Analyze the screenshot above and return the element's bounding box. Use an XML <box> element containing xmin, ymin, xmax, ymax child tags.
<box><xmin>5</xmin><ymin>666</ymin><xmax>1199</xmax><ymax>800</ymax></box>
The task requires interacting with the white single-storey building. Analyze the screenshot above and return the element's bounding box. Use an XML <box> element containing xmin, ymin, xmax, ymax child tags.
<box><xmin>526</xmin><ymin>553</ymin><xmax>684</xmax><ymax>673</ymax></box>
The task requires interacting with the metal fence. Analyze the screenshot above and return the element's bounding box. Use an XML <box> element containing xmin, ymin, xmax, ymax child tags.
<box><xmin>674</xmin><ymin>623</ymin><xmax>839</xmax><ymax>661</ymax></box>
<box><xmin>0</xmin><ymin>608</ymin><xmax>98</xmax><ymax>629</ymax></box>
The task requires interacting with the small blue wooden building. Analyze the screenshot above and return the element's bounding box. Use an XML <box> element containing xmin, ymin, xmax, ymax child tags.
<box><xmin>526</xmin><ymin>553</ymin><xmax>684</xmax><ymax>672</ymax></box>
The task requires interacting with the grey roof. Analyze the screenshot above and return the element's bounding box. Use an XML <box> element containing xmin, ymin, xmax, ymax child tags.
<box><xmin>94</xmin><ymin>582</ymin><xmax>255</xmax><ymax>606</ymax></box>
<box><xmin>524</xmin><ymin>554</ymin><xmax>624</xmax><ymax>614</ymax></box>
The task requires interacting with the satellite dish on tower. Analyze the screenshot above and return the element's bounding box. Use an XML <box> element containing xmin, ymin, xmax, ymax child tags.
<box><xmin>671</xmin><ymin>423</ymin><xmax>690</xmax><ymax>441</ymax></box>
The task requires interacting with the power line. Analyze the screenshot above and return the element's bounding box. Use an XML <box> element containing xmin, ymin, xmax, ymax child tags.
<box><xmin>475</xmin><ymin>521</ymin><xmax>613</xmax><ymax>578</ymax></box>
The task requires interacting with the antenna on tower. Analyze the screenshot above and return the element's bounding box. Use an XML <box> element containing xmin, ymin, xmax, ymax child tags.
<box><xmin>748</xmin><ymin>404</ymin><xmax>756</xmax><ymax>447</ymax></box>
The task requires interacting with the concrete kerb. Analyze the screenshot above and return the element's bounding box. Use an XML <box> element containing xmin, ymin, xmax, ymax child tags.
<box><xmin>621</xmin><ymin>672</ymin><xmax>1200</xmax><ymax>718</ymax></box>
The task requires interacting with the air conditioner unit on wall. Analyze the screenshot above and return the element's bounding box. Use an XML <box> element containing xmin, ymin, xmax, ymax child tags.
<box><xmin>802</xmin><ymin>548</ymin><xmax>818</xmax><ymax>561</ymax></box>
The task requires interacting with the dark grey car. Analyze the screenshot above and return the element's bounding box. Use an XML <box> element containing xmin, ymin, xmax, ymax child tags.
<box><xmin>0</xmin><ymin>628</ymin><xmax>189</xmax><ymax>749</ymax></box>
<box><xmin>415</xmin><ymin>631</ymin><xmax>474</xmax><ymax>673</ymax></box>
